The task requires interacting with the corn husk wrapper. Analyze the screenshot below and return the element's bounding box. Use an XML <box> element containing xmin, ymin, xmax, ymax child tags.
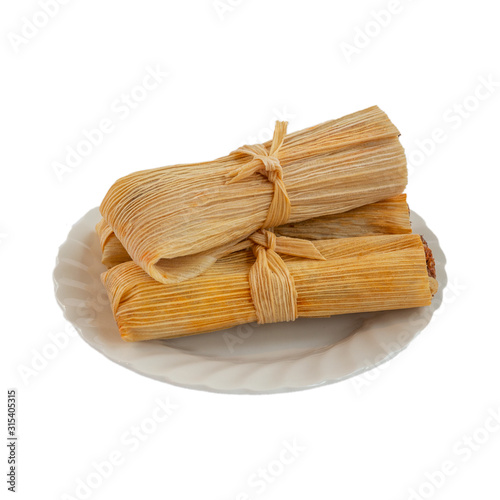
<box><xmin>96</xmin><ymin>218</ymin><xmax>133</xmax><ymax>269</ymax></box>
<box><xmin>101</xmin><ymin>234</ymin><xmax>437</xmax><ymax>342</ymax></box>
<box><xmin>99</xmin><ymin>106</ymin><xmax>407</xmax><ymax>284</ymax></box>
<box><xmin>98</xmin><ymin>190</ymin><xmax>411</xmax><ymax>271</ymax></box>
<box><xmin>275</xmin><ymin>194</ymin><xmax>411</xmax><ymax>240</ymax></box>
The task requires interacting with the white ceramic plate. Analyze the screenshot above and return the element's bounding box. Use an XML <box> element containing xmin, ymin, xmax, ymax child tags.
<box><xmin>53</xmin><ymin>208</ymin><xmax>446</xmax><ymax>394</ymax></box>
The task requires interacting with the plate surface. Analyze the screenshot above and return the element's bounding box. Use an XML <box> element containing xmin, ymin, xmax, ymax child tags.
<box><xmin>53</xmin><ymin>208</ymin><xmax>446</xmax><ymax>394</ymax></box>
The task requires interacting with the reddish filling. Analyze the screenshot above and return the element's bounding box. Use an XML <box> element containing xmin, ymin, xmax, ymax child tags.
<box><xmin>420</xmin><ymin>236</ymin><xmax>436</xmax><ymax>279</ymax></box>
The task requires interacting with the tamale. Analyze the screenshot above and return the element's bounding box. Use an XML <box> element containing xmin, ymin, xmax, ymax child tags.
<box><xmin>101</xmin><ymin>234</ymin><xmax>437</xmax><ymax>342</ymax></box>
<box><xmin>99</xmin><ymin>106</ymin><xmax>407</xmax><ymax>284</ymax></box>
<box><xmin>97</xmin><ymin>191</ymin><xmax>411</xmax><ymax>270</ymax></box>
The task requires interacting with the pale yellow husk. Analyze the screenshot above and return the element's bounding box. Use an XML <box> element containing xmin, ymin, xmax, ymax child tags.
<box><xmin>97</xmin><ymin>194</ymin><xmax>412</xmax><ymax>269</ymax></box>
<box><xmin>99</xmin><ymin>106</ymin><xmax>407</xmax><ymax>284</ymax></box>
<box><xmin>101</xmin><ymin>234</ymin><xmax>435</xmax><ymax>342</ymax></box>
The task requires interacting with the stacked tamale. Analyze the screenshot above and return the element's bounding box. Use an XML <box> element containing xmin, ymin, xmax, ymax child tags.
<box><xmin>97</xmin><ymin>106</ymin><xmax>438</xmax><ymax>342</ymax></box>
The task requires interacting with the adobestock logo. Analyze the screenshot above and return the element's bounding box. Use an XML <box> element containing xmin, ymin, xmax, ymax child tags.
<box><xmin>407</xmin><ymin>74</ymin><xmax>499</xmax><ymax>176</ymax></box>
<box><xmin>340</xmin><ymin>0</ymin><xmax>417</xmax><ymax>63</ymax></box>
<box><xmin>7</xmin><ymin>0</ymin><xmax>72</xmax><ymax>54</ymax></box>
<box><xmin>51</xmin><ymin>64</ymin><xmax>169</xmax><ymax>183</ymax></box>
<box><xmin>405</xmin><ymin>405</ymin><xmax>500</xmax><ymax>500</ymax></box>
<box><xmin>17</xmin><ymin>323</ymin><xmax>78</xmax><ymax>385</ymax></box>
<box><xmin>60</xmin><ymin>396</ymin><xmax>179</xmax><ymax>500</ymax></box>
<box><xmin>227</xmin><ymin>438</ymin><xmax>306</xmax><ymax>500</ymax></box>
<box><xmin>223</xmin><ymin>323</ymin><xmax>258</xmax><ymax>353</ymax></box>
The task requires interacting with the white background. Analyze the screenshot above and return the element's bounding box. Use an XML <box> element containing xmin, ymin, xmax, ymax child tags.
<box><xmin>2</xmin><ymin>0</ymin><xmax>500</xmax><ymax>499</ymax></box>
